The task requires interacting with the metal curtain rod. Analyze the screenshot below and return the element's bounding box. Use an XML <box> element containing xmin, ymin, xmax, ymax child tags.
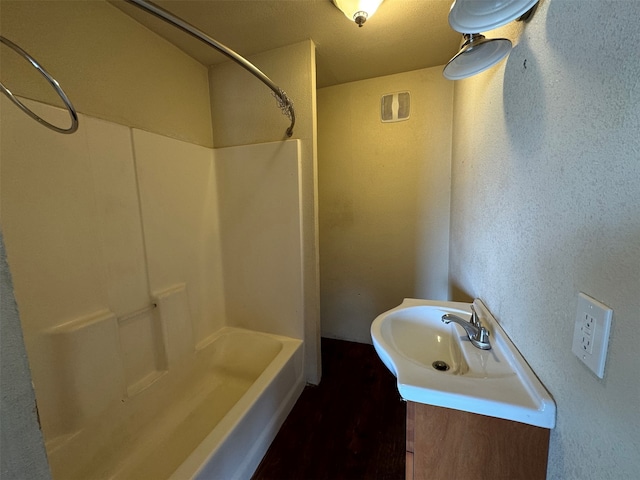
<box><xmin>125</xmin><ymin>0</ymin><xmax>295</xmax><ymax>137</ymax></box>
<box><xmin>0</xmin><ymin>36</ymin><xmax>79</xmax><ymax>134</ymax></box>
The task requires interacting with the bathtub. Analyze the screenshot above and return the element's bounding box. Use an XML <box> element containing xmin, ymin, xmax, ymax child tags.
<box><xmin>47</xmin><ymin>327</ymin><xmax>304</xmax><ymax>480</ymax></box>
<box><xmin>171</xmin><ymin>328</ymin><xmax>304</xmax><ymax>480</ymax></box>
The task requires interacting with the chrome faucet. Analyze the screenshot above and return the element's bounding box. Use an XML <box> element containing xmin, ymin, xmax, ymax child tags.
<box><xmin>442</xmin><ymin>305</ymin><xmax>491</xmax><ymax>350</ymax></box>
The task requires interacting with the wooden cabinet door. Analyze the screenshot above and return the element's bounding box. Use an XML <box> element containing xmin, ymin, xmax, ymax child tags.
<box><xmin>409</xmin><ymin>402</ymin><xmax>550</xmax><ymax>480</ymax></box>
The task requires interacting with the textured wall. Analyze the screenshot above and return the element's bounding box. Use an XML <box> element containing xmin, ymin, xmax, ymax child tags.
<box><xmin>0</xmin><ymin>233</ymin><xmax>51</xmax><ymax>480</ymax></box>
<box><xmin>0</xmin><ymin>0</ymin><xmax>212</xmax><ymax>146</ymax></box>
<box><xmin>209</xmin><ymin>41</ymin><xmax>321</xmax><ymax>383</ymax></box>
<box><xmin>318</xmin><ymin>67</ymin><xmax>453</xmax><ymax>344</ymax></box>
<box><xmin>449</xmin><ymin>1</ymin><xmax>640</xmax><ymax>478</ymax></box>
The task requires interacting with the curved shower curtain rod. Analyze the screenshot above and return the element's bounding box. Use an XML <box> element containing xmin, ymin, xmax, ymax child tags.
<box><xmin>0</xmin><ymin>36</ymin><xmax>79</xmax><ymax>134</ymax></box>
<box><xmin>126</xmin><ymin>0</ymin><xmax>296</xmax><ymax>138</ymax></box>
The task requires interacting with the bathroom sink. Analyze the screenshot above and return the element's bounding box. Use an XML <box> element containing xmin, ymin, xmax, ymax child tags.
<box><xmin>371</xmin><ymin>299</ymin><xmax>556</xmax><ymax>428</ymax></box>
<box><xmin>377</xmin><ymin>305</ymin><xmax>470</xmax><ymax>375</ymax></box>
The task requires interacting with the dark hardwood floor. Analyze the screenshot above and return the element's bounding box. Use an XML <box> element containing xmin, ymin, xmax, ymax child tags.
<box><xmin>252</xmin><ymin>337</ymin><xmax>406</xmax><ymax>480</ymax></box>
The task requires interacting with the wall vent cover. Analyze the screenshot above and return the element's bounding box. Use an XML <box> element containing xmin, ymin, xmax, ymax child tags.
<box><xmin>381</xmin><ymin>91</ymin><xmax>410</xmax><ymax>122</ymax></box>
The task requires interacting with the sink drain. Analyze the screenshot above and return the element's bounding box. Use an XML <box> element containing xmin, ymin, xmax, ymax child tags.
<box><xmin>432</xmin><ymin>360</ymin><xmax>450</xmax><ymax>372</ymax></box>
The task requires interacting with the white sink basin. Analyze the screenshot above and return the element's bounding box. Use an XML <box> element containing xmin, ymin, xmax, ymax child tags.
<box><xmin>379</xmin><ymin>304</ymin><xmax>470</xmax><ymax>375</ymax></box>
<box><xmin>371</xmin><ymin>298</ymin><xmax>556</xmax><ymax>428</ymax></box>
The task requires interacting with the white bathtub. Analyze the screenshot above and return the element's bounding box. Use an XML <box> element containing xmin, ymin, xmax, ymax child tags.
<box><xmin>47</xmin><ymin>327</ymin><xmax>304</xmax><ymax>480</ymax></box>
<box><xmin>171</xmin><ymin>328</ymin><xmax>304</xmax><ymax>480</ymax></box>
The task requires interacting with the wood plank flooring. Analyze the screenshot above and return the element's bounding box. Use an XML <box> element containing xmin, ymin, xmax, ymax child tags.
<box><xmin>252</xmin><ymin>338</ymin><xmax>406</xmax><ymax>480</ymax></box>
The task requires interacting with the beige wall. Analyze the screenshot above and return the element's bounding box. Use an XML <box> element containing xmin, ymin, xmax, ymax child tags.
<box><xmin>450</xmin><ymin>1</ymin><xmax>640</xmax><ymax>478</ymax></box>
<box><xmin>209</xmin><ymin>40</ymin><xmax>321</xmax><ymax>383</ymax></box>
<box><xmin>318</xmin><ymin>67</ymin><xmax>453</xmax><ymax>343</ymax></box>
<box><xmin>0</xmin><ymin>0</ymin><xmax>212</xmax><ymax>146</ymax></box>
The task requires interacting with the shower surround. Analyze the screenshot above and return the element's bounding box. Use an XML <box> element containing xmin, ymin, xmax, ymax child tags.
<box><xmin>0</xmin><ymin>97</ymin><xmax>305</xmax><ymax>478</ymax></box>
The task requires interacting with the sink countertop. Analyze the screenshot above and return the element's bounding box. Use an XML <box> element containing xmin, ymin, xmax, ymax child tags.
<box><xmin>371</xmin><ymin>298</ymin><xmax>556</xmax><ymax>429</ymax></box>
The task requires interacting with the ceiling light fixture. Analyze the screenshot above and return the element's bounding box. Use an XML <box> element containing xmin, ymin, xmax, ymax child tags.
<box><xmin>332</xmin><ymin>0</ymin><xmax>384</xmax><ymax>27</ymax></box>
<box><xmin>443</xmin><ymin>33</ymin><xmax>512</xmax><ymax>80</ymax></box>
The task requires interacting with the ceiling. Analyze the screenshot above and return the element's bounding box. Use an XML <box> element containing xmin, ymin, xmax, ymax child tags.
<box><xmin>112</xmin><ymin>0</ymin><xmax>462</xmax><ymax>88</ymax></box>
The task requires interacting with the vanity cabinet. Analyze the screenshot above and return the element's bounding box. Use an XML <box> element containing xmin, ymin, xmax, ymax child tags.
<box><xmin>406</xmin><ymin>401</ymin><xmax>550</xmax><ymax>480</ymax></box>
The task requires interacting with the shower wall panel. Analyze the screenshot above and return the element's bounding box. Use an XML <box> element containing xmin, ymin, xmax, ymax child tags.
<box><xmin>0</xmin><ymin>98</ymin><xmax>226</xmax><ymax>445</ymax></box>
<box><xmin>1</xmin><ymin>97</ymin><xmax>306</xmax><ymax>452</ymax></box>
<box><xmin>209</xmin><ymin>40</ymin><xmax>320</xmax><ymax>384</ymax></box>
<box><xmin>0</xmin><ymin>97</ymin><xmax>149</xmax><ymax>440</ymax></box>
<box><xmin>214</xmin><ymin>140</ymin><xmax>304</xmax><ymax>340</ymax></box>
<box><xmin>132</xmin><ymin>129</ymin><xmax>226</xmax><ymax>347</ymax></box>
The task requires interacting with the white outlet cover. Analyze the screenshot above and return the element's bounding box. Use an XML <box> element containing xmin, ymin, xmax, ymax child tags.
<box><xmin>572</xmin><ymin>293</ymin><xmax>613</xmax><ymax>378</ymax></box>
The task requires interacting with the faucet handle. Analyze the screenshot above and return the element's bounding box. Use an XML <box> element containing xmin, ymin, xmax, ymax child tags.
<box><xmin>471</xmin><ymin>326</ymin><xmax>491</xmax><ymax>350</ymax></box>
<box><xmin>477</xmin><ymin>326</ymin><xmax>490</xmax><ymax>343</ymax></box>
<box><xmin>470</xmin><ymin>304</ymin><xmax>480</xmax><ymax>327</ymax></box>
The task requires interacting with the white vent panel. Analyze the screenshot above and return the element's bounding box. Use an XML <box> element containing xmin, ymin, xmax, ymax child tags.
<box><xmin>381</xmin><ymin>92</ymin><xmax>410</xmax><ymax>123</ymax></box>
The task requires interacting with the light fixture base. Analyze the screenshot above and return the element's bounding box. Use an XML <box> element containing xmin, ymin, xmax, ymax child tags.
<box><xmin>517</xmin><ymin>3</ymin><xmax>539</xmax><ymax>23</ymax></box>
<box><xmin>443</xmin><ymin>33</ymin><xmax>512</xmax><ymax>80</ymax></box>
<box><xmin>332</xmin><ymin>0</ymin><xmax>383</xmax><ymax>27</ymax></box>
<box><xmin>354</xmin><ymin>11</ymin><xmax>368</xmax><ymax>27</ymax></box>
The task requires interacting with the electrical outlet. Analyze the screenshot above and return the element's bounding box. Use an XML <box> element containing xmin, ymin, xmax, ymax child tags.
<box><xmin>571</xmin><ymin>293</ymin><xmax>613</xmax><ymax>378</ymax></box>
<box><xmin>579</xmin><ymin>313</ymin><xmax>594</xmax><ymax>353</ymax></box>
